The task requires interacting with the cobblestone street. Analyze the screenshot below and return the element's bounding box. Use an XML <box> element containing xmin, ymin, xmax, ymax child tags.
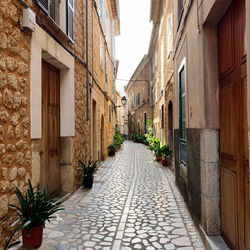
<box><xmin>14</xmin><ymin>141</ymin><xmax>205</xmax><ymax>250</ymax></box>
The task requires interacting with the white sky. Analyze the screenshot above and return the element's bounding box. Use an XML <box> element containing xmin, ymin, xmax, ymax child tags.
<box><xmin>115</xmin><ymin>0</ymin><xmax>152</xmax><ymax>97</ymax></box>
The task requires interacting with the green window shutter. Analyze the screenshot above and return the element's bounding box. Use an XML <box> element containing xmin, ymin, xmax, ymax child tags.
<box><xmin>179</xmin><ymin>67</ymin><xmax>186</xmax><ymax>142</ymax></box>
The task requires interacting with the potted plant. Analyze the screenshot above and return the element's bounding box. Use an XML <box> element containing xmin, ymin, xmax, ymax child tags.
<box><xmin>108</xmin><ymin>144</ymin><xmax>116</xmax><ymax>156</ymax></box>
<box><xmin>161</xmin><ymin>144</ymin><xmax>172</xmax><ymax>166</ymax></box>
<box><xmin>1</xmin><ymin>180</ymin><xmax>63</xmax><ymax>249</ymax></box>
<box><xmin>78</xmin><ymin>159</ymin><xmax>98</xmax><ymax>188</ymax></box>
<box><xmin>154</xmin><ymin>144</ymin><xmax>163</xmax><ymax>162</ymax></box>
<box><xmin>114</xmin><ymin>134</ymin><xmax>124</xmax><ymax>150</ymax></box>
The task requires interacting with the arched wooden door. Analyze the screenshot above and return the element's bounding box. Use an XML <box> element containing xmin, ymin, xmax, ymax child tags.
<box><xmin>218</xmin><ymin>0</ymin><xmax>249</xmax><ymax>248</ymax></box>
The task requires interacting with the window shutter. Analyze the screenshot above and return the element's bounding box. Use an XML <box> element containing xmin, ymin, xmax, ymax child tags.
<box><xmin>109</xmin><ymin>105</ymin><xmax>111</xmax><ymax>123</ymax></box>
<box><xmin>67</xmin><ymin>0</ymin><xmax>74</xmax><ymax>42</ymax></box>
<box><xmin>35</xmin><ymin>0</ymin><xmax>49</xmax><ymax>15</ymax></box>
<box><xmin>179</xmin><ymin>67</ymin><xmax>186</xmax><ymax>141</ymax></box>
<box><xmin>99</xmin><ymin>0</ymin><xmax>103</xmax><ymax>23</ymax></box>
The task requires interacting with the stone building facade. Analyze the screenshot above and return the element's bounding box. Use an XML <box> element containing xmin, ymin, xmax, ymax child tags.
<box><xmin>149</xmin><ymin>0</ymin><xmax>174</xmax><ymax>148</ymax></box>
<box><xmin>125</xmin><ymin>56</ymin><xmax>152</xmax><ymax>139</ymax></box>
<box><xmin>115</xmin><ymin>91</ymin><xmax>125</xmax><ymax>135</ymax></box>
<box><xmin>125</xmin><ymin>0</ymin><xmax>174</xmax><ymax>151</ymax></box>
<box><xmin>0</xmin><ymin>0</ymin><xmax>119</xmax><ymax>246</ymax></box>
<box><xmin>0</xmin><ymin>1</ymin><xmax>32</xmax><ymax>244</ymax></box>
<box><xmin>172</xmin><ymin>0</ymin><xmax>250</xmax><ymax>249</ymax></box>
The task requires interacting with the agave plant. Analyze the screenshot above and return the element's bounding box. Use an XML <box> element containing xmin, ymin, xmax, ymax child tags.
<box><xmin>1</xmin><ymin>179</ymin><xmax>63</xmax><ymax>250</ymax></box>
<box><xmin>78</xmin><ymin>158</ymin><xmax>98</xmax><ymax>177</ymax></box>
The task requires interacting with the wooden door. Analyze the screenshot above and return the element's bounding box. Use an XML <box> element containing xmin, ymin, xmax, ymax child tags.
<box><xmin>41</xmin><ymin>60</ymin><xmax>61</xmax><ymax>195</ymax></box>
<box><xmin>100</xmin><ymin>115</ymin><xmax>104</xmax><ymax>161</ymax></box>
<box><xmin>218</xmin><ymin>0</ymin><xmax>249</xmax><ymax>249</ymax></box>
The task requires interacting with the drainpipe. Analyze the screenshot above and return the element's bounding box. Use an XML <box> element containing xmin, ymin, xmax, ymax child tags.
<box><xmin>86</xmin><ymin>0</ymin><xmax>89</xmax><ymax>121</ymax></box>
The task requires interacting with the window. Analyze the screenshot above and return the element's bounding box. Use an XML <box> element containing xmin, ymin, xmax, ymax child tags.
<box><xmin>35</xmin><ymin>0</ymin><xmax>49</xmax><ymax>15</ymax></box>
<box><xmin>179</xmin><ymin>58</ymin><xmax>187</xmax><ymax>166</ymax></box>
<box><xmin>179</xmin><ymin>68</ymin><xmax>186</xmax><ymax>141</ymax></box>
<box><xmin>161</xmin><ymin>105</ymin><xmax>164</xmax><ymax>129</ymax></box>
<box><xmin>35</xmin><ymin>0</ymin><xmax>60</xmax><ymax>23</ymax></box>
<box><xmin>167</xmin><ymin>16</ymin><xmax>172</xmax><ymax>55</ymax></box>
<box><xmin>155</xmin><ymin>84</ymin><xmax>157</xmax><ymax>102</ymax></box>
<box><xmin>136</xmin><ymin>93</ymin><xmax>140</xmax><ymax>105</ymax></box>
<box><xmin>142</xmin><ymin>88</ymin><xmax>145</xmax><ymax>101</ymax></box>
<box><xmin>67</xmin><ymin>0</ymin><xmax>74</xmax><ymax>42</ymax></box>
<box><xmin>99</xmin><ymin>0</ymin><xmax>103</xmax><ymax>23</ymax></box>
<box><xmin>50</xmin><ymin>0</ymin><xmax>59</xmax><ymax>24</ymax></box>
<box><xmin>106</xmin><ymin>9</ymin><xmax>110</xmax><ymax>45</ymax></box>
<box><xmin>109</xmin><ymin>105</ymin><xmax>111</xmax><ymax>123</ymax></box>
<box><xmin>178</xmin><ymin>0</ymin><xmax>184</xmax><ymax>24</ymax></box>
<box><xmin>161</xmin><ymin>42</ymin><xmax>164</xmax><ymax>90</ymax></box>
<box><xmin>154</xmin><ymin>50</ymin><xmax>157</xmax><ymax>68</ymax></box>
<box><xmin>100</xmin><ymin>41</ymin><xmax>103</xmax><ymax>66</ymax></box>
<box><xmin>105</xmin><ymin>53</ymin><xmax>108</xmax><ymax>91</ymax></box>
<box><xmin>152</xmin><ymin>88</ymin><xmax>155</xmax><ymax>104</ymax></box>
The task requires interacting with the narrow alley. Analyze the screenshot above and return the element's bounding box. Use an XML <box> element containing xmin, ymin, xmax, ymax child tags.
<box><xmin>17</xmin><ymin>142</ymin><xmax>204</xmax><ymax>250</ymax></box>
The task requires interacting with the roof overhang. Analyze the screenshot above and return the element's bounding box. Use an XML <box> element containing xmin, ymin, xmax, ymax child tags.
<box><xmin>109</xmin><ymin>0</ymin><xmax>120</xmax><ymax>35</ymax></box>
<box><xmin>150</xmin><ymin>0</ymin><xmax>165</xmax><ymax>24</ymax></box>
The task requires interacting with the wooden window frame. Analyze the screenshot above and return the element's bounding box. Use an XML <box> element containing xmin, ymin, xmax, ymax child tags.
<box><xmin>99</xmin><ymin>0</ymin><xmax>103</xmax><ymax>23</ymax></box>
<box><xmin>35</xmin><ymin>0</ymin><xmax>49</xmax><ymax>15</ymax></box>
<box><xmin>66</xmin><ymin>0</ymin><xmax>74</xmax><ymax>42</ymax></box>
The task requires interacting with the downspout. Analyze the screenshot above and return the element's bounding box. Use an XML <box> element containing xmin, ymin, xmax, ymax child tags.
<box><xmin>86</xmin><ymin>0</ymin><xmax>89</xmax><ymax>121</ymax></box>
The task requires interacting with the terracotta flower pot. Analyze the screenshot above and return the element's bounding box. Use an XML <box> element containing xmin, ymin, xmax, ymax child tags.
<box><xmin>22</xmin><ymin>225</ymin><xmax>44</xmax><ymax>249</ymax></box>
<box><xmin>162</xmin><ymin>159</ymin><xmax>167</xmax><ymax>166</ymax></box>
<box><xmin>156</xmin><ymin>156</ymin><xmax>162</xmax><ymax>162</ymax></box>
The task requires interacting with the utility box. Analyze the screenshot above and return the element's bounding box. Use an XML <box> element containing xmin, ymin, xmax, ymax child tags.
<box><xmin>23</xmin><ymin>8</ymin><xmax>36</xmax><ymax>32</ymax></box>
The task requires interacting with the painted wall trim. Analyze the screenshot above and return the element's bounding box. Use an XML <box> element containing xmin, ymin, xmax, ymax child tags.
<box><xmin>30</xmin><ymin>24</ymin><xmax>75</xmax><ymax>139</ymax></box>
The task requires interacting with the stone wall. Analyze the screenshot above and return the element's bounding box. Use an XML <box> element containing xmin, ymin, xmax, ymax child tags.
<box><xmin>125</xmin><ymin>57</ymin><xmax>152</xmax><ymax>138</ymax></box>
<box><xmin>151</xmin><ymin>0</ymin><xmax>174</xmax><ymax>145</ymax></box>
<box><xmin>0</xmin><ymin>0</ymin><xmax>32</xmax><ymax>245</ymax></box>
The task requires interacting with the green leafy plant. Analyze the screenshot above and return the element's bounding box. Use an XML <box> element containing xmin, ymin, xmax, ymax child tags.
<box><xmin>161</xmin><ymin>144</ymin><xmax>172</xmax><ymax>160</ymax></box>
<box><xmin>146</xmin><ymin>120</ymin><xmax>155</xmax><ymax>137</ymax></box>
<box><xmin>78</xmin><ymin>158</ymin><xmax>98</xmax><ymax>177</ymax></box>
<box><xmin>1</xmin><ymin>180</ymin><xmax>63</xmax><ymax>250</ymax></box>
<box><xmin>148</xmin><ymin>136</ymin><xmax>160</xmax><ymax>151</ymax></box>
<box><xmin>154</xmin><ymin>144</ymin><xmax>163</xmax><ymax>157</ymax></box>
<box><xmin>131</xmin><ymin>133</ymin><xmax>137</xmax><ymax>141</ymax></box>
<box><xmin>108</xmin><ymin>144</ymin><xmax>116</xmax><ymax>153</ymax></box>
<box><xmin>113</xmin><ymin>134</ymin><xmax>124</xmax><ymax>148</ymax></box>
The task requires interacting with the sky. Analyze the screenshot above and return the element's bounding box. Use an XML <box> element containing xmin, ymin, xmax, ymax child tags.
<box><xmin>115</xmin><ymin>0</ymin><xmax>152</xmax><ymax>97</ymax></box>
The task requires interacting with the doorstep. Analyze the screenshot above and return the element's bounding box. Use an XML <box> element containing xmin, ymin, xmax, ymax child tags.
<box><xmin>199</xmin><ymin>225</ymin><xmax>230</xmax><ymax>250</ymax></box>
<box><xmin>52</xmin><ymin>192</ymin><xmax>71</xmax><ymax>204</ymax></box>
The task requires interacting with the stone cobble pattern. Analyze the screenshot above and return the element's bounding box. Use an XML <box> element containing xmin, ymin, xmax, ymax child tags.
<box><xmin>12</xmin><ymin>141</ymin><xmax>205</xmax><ymax>250</ymax></box>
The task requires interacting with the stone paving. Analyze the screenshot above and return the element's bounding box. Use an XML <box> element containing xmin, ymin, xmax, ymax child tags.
<box><xmin>13</xmin><ymin>141</ymin><xmax>205</xmax><ymax>250</ymax></box>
